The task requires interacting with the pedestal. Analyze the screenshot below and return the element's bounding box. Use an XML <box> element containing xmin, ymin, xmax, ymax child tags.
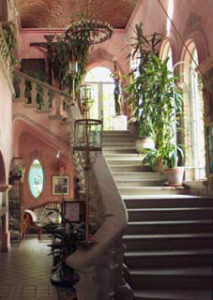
<box><xmin>113</xmin><ymin>115</ymin><xmax>127</xmax><ymax>131</ymax></box>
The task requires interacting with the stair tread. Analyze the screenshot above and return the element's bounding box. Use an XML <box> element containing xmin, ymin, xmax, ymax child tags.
<box><xmin>134</xmin><ymin>289</ymin><xmax>212</xmax><ymax>300</ymax></box>
<box><xmin>125</xmin><ymin>249</ymin><xmax>213</xmax><ymax>257</ymax></box>
<box><xmin>128</xmin><ymin>219</ymin><xmax>213</xmax><ymax>225</ymax></box>
<box><xmin>120</xmin><ymin>186</ymin><xmax>184</xmax><ymax>189</ymax></box>
<box><xmin>112</xmin><ymin>171</ymin><xmax>163</xmax><ymax>175</ymax></box>
<box><xmin>116</xmin><ymin>178</ymin><xmax>166</xmax><ymax>182</ymax></box>
<box><xmin>127</xmin><ymin>207</ymin><xmax>213</xmax><ymax>212</ymax></box>
<box><xmin>130</xmin><ymin>267</ymin><xmax>212</xmax><ymax>276</ymax></box>
<box><xmin>123</xmin><ymin>232</ymin><xmax>213</xmax><ymax>239</ymax></box>
<box><xmin>122</xmin><ymin>194</ymin><xmax>208</xmax><ymax>200</ymax></box>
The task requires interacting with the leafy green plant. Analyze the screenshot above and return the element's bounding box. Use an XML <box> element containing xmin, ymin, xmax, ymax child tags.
<box><xmin>126</xmin><ymin>23</ymin><xmax>163</xmax><ymax>138</ymax></box>
<box><xmin>140</xmin><ymin>55</ymin><xmax>184</xmax><ymax>168</ymax></box>
<box><xmin>52</xmin><ymin>15</ymin><xmax>94</xmax><ymax>94</ymax></box>
<box><xmin>3</xmin><ymin>22</ymin><xmax>18</xmax><ymax>68</ymax></box>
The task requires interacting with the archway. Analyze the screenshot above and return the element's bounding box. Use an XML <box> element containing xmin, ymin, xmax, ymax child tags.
<box><xmin>181</xmin><ymin>41</ymin><xmax>206</xmax><ymax>180</ymax></box>
<box><xmin>85</xmin><ymin>66</ymin><xmax>116</xmax><ymax>130</ymax></box>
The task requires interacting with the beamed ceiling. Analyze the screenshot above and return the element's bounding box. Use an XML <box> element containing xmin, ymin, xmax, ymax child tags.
<box><xmin>15</xmin><ymin>0</ymin><xmax>138</xmax><ymax>29</ymax></box>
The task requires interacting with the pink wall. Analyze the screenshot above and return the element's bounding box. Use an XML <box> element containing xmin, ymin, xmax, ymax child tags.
<box><xmin>18</xmin><ymin>28</ymin><xmax>128</xmax><ymax>75</ymax></box>
<box><xmin>126</xmin><ymin>0</ymin><xmax>213</xmax><ymax>66</ymax></box>
<box><xmin>17</xmin><ymin>127</ymin><xmax>74</xmax><ymax>209</ymax></box>
<box><xmin>0</xmin><ymin>67</ymin><xmax>13</xmax><ymax>182</ymax></box>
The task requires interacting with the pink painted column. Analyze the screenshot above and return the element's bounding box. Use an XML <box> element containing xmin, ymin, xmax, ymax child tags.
<box><xmin>0</xmin><ymin>184</ymin><xmax>10</xmax><ymax>252</ymax></box>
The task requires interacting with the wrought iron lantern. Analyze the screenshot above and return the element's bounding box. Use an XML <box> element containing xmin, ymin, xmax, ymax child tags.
<box><xmin>74</xmin><ymin>119</ymin><xmax>102</xmax><ymax>154</ymax></box>
<box><xmin>73</xmin><ymin>88</ymin><xmax>103</xmax><ymax>245</ymax></box>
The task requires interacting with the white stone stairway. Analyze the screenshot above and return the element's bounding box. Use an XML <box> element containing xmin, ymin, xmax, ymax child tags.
<box><xmin>103</xmin><ymin>130</ymin><xmax>213</xmax><ymax>300</ymax></box>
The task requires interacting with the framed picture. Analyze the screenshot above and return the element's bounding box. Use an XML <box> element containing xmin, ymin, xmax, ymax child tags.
<box><xmin>52</xmin><ymin>175</ymin><xmax>69</xmax><ymax>195</ymax></box>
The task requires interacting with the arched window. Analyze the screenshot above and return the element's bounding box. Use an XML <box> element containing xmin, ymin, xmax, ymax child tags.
<box><xmin>160</xmin><ymin>40</ymin><xmax>173</xmax><ymax>73</ymax></box>
<box><xmin>29</xmin><ymin>159</ymin><xmax>44</xmax><ymax>198</ymax></box>
<box><xmin>85</xmin><ymin>66</ymin><xmax>116</xmax><ymax>130</ymax></box>
<box><xmin>182</xmin><ymin>43</ymin><xmax>206</xmax><ymax>180</ymax></box>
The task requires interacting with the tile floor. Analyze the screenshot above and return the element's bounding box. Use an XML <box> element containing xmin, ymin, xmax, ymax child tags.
<box><xmin>0</xmin><ymin>235</ymin><xmax>74</xmax><ymax>300</ymax></box>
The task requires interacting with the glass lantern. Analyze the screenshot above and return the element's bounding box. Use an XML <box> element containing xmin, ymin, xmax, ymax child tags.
<box><xmin>73</xmin><ymin>119</ymin><xmax>103</xmax><ymax>153</ymax></box>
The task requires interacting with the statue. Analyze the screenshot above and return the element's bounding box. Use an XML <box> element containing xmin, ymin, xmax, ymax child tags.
<box><xmin>112</xmin><ymin>59</ymin><xmax>123</xmax><ymax>115</ymax></box>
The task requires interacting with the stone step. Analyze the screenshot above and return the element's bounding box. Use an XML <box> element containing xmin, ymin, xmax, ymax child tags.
<box><xmin>104</xmin><ymin>153</ymin><xmax>142</xmax><ymax>160</ymax></box>
<box><xmin>129</xmin><ymin>267</ymin><xmax>212</xmax><ymax>290</ymax></box>
<box><xmin>103</xmin><ymin>135</ymin><xmax>135</xmax><ymax>141</ymax></box>
<box><xmin>103</xmin><ymin>130</ymin><xmax>130</xmax><ymax>136</ymax></box>
<box><xmin>102</xmin><ymin>141</ymin><xmax>135</xmax><ymax>146</ymax></box>
<box><xmin>134</xmin><ymin>289</ymin><xmax>212</xmax><ymax>300</ymax></box>
<box><xmin>107</xmin><ymin>158</ymin><xmax>144</xmax><ymax>166</ymax></box>
<box><xmin>123</xmin><ymin>195</ymin><xmax>213</xmax><ymax>208</ymax></box>
<box><xmin>110</xmin><ymin>165</ymin><xmax>152</xmax><ymax>172</ymax></box>
<box><xmin>126</xmin><ymin>220</ymin><xmax>213</xmax><ymax>234</ymax></box>
<box><xmin>103</xmin><ymin>148</ymin><xmax>136</xmax><ymax>154</ymax></box>
<box><xmin>119</xmin><ymin>186</ymin><xmax>184</xmax><ymax>195</ymax></box>
<box><xmin>116</xmin><ymin>178</ymin><xmax>167</xmax><ymax>187</ymax></box>
<box><xmin>112</xmin><ymin>171</ymin><xmax>165</xmax><ymax>180</ymax></box>
<box><xmin>103</xmin><ymin>144</ymin><xmax>136</xmax><ymax>149</ymax></box>
<box><xmin>123</xmin><ymin>233</ymin><xmax>213</xmax><ymax>251</ymax></box>
<box><xmin>124</xmin><ymin>249</ymin><xmax>213</xmax><ymax>268</ymax></box>
<box><xmin>127</xmin><ymin>207</ymin><xmax>213</xmax><ymax>221</ymax></box>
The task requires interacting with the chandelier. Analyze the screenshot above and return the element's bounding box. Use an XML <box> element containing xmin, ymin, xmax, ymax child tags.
<box><xmin>64</xmin><ymin>18</ymin><xmax>113</xmax><ymax>45</ymax></box>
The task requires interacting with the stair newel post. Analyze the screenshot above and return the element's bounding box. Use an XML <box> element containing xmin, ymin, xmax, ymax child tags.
<box><xmin>31</xmin><ymin>81</ymin><xmax>37</xmax><ymax>107</ymax></box>
<box><xmin>42</xmin><ymin>86</ymin><xmax>50</xmax><ymax>112</ymax></box>
<box><xmin>19</xmin><ymin>76</ymin><xmax>26</xmax><ymax>101</ymax></box>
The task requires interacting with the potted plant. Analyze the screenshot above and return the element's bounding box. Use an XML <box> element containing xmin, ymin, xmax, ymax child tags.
<box><xmin>141</xmin><ymin>55</ymin><xmax>184</xmax><ymax>184</ymax></box>
<box><xmin>126</xmin><ymin>23</ymin><xmax>162</xmax><ymax>152</ymax></box>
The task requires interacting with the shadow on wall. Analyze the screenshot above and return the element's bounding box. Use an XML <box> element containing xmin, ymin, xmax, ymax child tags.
<box><xmin>0</xmin><ymin>151</ymin><xmax>6</xmax><ymax>184</ymax></box>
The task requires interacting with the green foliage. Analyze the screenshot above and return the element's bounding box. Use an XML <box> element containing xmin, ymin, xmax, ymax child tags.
<box><xmin>52</xmin><ymin>16</ymin><xmax>96</xmax><ymax>94</ymax></box>
<box><xmin>43</xmin><ymin>208</ymin><xmax>97</xmax><ymax>264</ymax></box>
<box><xmin>3</xmin><ymin>22</ymin><xmax>18</xmax><ymax>68</ymax></box>
<box><xmin>140</xmin><ymin>56</ymin><xmax>184</xmax><ymax>168</ymax></box>
<box><xmin>126</xmin><ymin>22</ymin><xmax>184</xmax><ymax>168</ymax></box>
<box><xmin>126</xmin><ymin>23</ymin><xmax>163</xmax><ymax>137</ymax></box>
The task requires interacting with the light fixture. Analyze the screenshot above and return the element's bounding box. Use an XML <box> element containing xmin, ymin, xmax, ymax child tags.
<box><xmin>64</xmin><ymin>18</ymin><xmax>113</xmax><ymax>45</ymax></box>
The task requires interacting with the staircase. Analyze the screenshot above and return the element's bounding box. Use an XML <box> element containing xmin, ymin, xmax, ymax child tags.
<box><xmin>103</xmin><ymin>130</ymin><xmax>213</xmax><ymax>300</ymax></box>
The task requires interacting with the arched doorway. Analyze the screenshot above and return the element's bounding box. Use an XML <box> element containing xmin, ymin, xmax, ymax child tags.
<box><xmin>85</xmin><ymin>66</ymin><xmax>116</xmax><ymax>130</ymax></box>
<box><xmin>182</xmin><ymin>42</ymin><xmax>206</xmax><ymax>180</ymax></box>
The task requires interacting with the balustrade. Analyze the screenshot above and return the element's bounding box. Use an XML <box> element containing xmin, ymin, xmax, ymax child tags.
<box><xmin>14</xmin><ymin>70</ymin><xmax>74</xmax><ymax>120</ymax></box>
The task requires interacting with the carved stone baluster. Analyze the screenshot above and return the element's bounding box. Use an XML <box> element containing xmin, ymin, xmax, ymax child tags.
<box><xmin>18</xmin><ymin>76</ymin><xmax>27</xmax><ymax>102</ymax></box>
<box><xmin>42</xmin><ymin>86</ymin><xmax>50</xmax><ymax>112</ymax></box>
<box><xmin>31</xmin><ymin>81</ymin><xmax>37</xmax><ymax>107</ymax></box>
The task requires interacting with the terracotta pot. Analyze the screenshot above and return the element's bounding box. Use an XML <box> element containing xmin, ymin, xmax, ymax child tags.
<box><xmin>164</xmin><ymin>166</ymin><xmax>185</xmax><ymax>186</ymax></box>
<box><xmin>135</xmin><ymin>137</ymin><xmax>155</xmax><ymax>153</ymax></box>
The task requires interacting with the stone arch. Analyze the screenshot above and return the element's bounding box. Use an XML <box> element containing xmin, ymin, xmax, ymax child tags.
<box><xmin>87</xmin><ymin>48</ymin><xmax>124</xmax><ymax>77</ymax></box>
<box><xmin>180</xmin><ymin>31</ymin><xmax>209</xmax><ymax>66</ymax></box>
<box><xmin>0</xmin><ymin>151</ymin><xmax>6</xmax><ymax>185</ymax></box>
<box><xmin>180</xmin><ymin>39</ymin><xmax>207</xmax><ymax>180</ymax></box>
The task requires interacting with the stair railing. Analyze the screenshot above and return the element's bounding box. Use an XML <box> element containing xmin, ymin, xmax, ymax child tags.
<box><xmin>66</xmin><ymin>156</ymin><xmax>131</xmax><ymax>299</ymax></box>
<box><xmin>13</xmin><ymin>70</ymin><xmax>130</xmax><ymax>298</ymax></box>
<box><xmin>14</xmin><ymin>70</ymin><xmax>76</xmax><ymax>119</ymax></box>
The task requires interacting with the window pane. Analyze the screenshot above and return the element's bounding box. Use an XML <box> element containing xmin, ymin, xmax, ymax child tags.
<box><xmin>29</xmin><ymin>159</ymin><xmax>44</xmax><ymax>198</ymax></box>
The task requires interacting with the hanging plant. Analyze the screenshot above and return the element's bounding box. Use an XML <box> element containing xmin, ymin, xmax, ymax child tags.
<box><xmin>3</xmin><ymin>21</ymin><xmax>18</xmax><ymax>68</ymax></box>
<box><xmin>52</xmin><ymin>15</ymin><xmax>113</xmax><ymax>94</ymax></box>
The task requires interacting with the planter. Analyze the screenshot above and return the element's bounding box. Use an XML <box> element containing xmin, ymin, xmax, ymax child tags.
<box><xmin>164</xmin><ymin>166</ymin><xmax>185</xmax><ymax>186</ymax></box>
<box><xmin>135</xmin><ymin>137</ymin><xmax>155</xmax><ymax>153</ymax></box>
